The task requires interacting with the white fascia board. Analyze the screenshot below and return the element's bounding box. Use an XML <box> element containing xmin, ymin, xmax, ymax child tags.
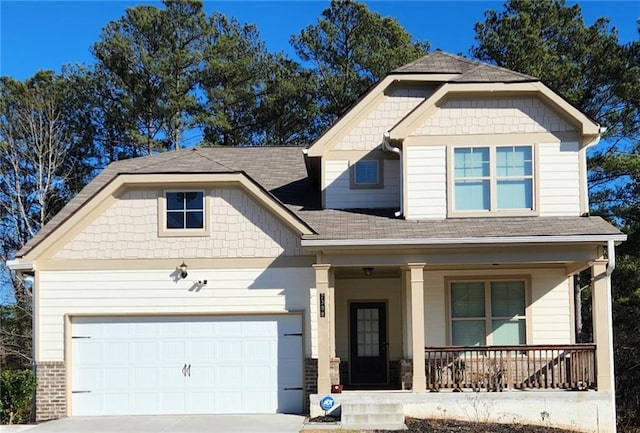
<box><xmin>301</xmin><ymin>234</ymin><xmax>627</xmax><ymax>249</ymax></box>
<box><xmin>6</xmin><ymin>259</ymin><xmax>35</xmax><ymax>271</ymax></box>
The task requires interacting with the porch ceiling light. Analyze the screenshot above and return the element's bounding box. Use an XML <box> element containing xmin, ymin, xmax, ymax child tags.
<box><xmin>363</xmin><ymin>267</ymin><xmax>374</xmax><ymax>277</ymax></box>
<box><xmin>178</xmin><ymin>261</ymin><xmax>188</xmax><ymax>279</ymax></box>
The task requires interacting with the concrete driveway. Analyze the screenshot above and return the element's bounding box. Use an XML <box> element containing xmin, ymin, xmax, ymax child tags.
<box><xmin>1</xmin><ymin>414</ymin><xmax>305</xmax><ymax>433</ymax></box>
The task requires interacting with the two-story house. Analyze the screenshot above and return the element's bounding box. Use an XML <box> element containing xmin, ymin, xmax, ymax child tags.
<box><xmin>8</xmin><ymin>51</ymin><xmax>625</xmax><ymax>432</ymax></box>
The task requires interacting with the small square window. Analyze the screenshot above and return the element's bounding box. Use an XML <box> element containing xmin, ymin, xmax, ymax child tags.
<box><xmin>350</xmin><ymin>160</ymin><xmax>383</xmax><ymax>189</ymax></box>
<box><xmin>165</xmin><ymin>191</ymin><xmax>204</xmax><ymax>230</ymax></box>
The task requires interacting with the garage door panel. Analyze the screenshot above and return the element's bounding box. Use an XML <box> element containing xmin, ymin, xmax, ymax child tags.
<box><xmin>72</xmin><ymin>315</ymin><xmax>303</xmax><ymax>416</ymax></box>
<box><xmin>189</xmin><ymin>340</ymin><xmax>214</xmax><ymax>361</ymax></box>
<box><xmin>104</xmin><ymin>392</ymin><xmax>131</xmax><ymax>413</ymax></box>
<box><xmin>159</xmin><ymin>392</ymin><xmax>186</xmax><ymax>413</ymax></box>
<box><xmin>218</xmin><ymin>340</ymin><xmax>243</xmax><ymax>362</ymax></box>
<box><xmin>160</xmin><ymin>341</ymin><xmax>187</xmax><ymax>361</ymax></box>
<box><xmin>133</xmin><ymin>341</ymin><xmax>159</xmax><ymax>362</ymax></box>
<box><xmin>134</xmin><ymin>392</ymin><xmax>158</xmax><ymax>413</ymax></box>
<box><xmin>131</xmin><ymin>366</ymin><xmax>159</xmax><ymax>388</ymax></box>
<box><xmin>104</xmin><ymin>367</ymin><xmax>129</xmax><ymax>388</ymax></box>
<box><xmin>103</xmin><ymin>341</ymin><xmax>129</xmax><ymax>363</ymax></box>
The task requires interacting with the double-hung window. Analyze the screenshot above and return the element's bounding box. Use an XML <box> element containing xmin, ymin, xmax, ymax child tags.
<box><xmin>453</xmin><ymin>146</ymin><xmax>533</xmax><ymax>213</ymax></box>
<box><xmin>165</xmin><ymin>191</ymin><xmax>204</xmax><ymax>230</ymax></box>
<box><xmin>450</xmin><ymin>280</ymin><xmax>527</xmax><ymax>346</ymax></box>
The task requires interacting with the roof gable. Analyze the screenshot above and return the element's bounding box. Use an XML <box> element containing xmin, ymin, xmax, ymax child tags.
<box><xmin>389</xmin><ymin>82</ymin><xmax>600</xmax><ymax>141</ymax></box>
<box><xmin>17</xmin><ymin>148</ymin><xmax>315</xmax><ymax>260</ymax></box>
<box><xmin>307</xmin><ymin>51</ymin><xmax>543</xmax><ymax>156</ymax></box>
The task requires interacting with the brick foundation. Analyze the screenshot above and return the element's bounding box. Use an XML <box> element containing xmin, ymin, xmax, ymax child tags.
<box><xmin>401</xmin><ymin>358</ymin><xmax>413</xmax><ymax>390</ymax></box>
<box><xmin>330</xmin><ymin>357</ymin><xmax>340</xmax><ymax>386</ymax></box>
<box><xmin>35</xmin><ymin>361</ymin><xmax>66</xmax><ymax>421</ymax></box>
<box><xmin>304</xmin><ymin>358</ymin><xmax>318</xmax><ymax>414</ymax></box>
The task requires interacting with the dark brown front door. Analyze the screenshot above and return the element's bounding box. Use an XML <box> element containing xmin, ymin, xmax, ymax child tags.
<box><xmin>349</xmin><ymin>302</ymin><xmax>388</xmax><ymax>385</ymax></box>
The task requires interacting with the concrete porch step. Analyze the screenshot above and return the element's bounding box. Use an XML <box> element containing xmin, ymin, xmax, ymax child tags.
<box><xmin>341</xmin><ymin>402</ymin><xmax>405</xmax><ymax>430</ymax></box>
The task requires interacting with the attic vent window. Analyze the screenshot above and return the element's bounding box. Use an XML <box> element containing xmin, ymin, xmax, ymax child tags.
<box><xmin>350</xmin><ymin>160</ymin><xmax>383</xmax><ymax>189</ymax></box>
<box><xmin>166</xmin><ymin>191</ymin><xmax>204</xmax><ymax>229</ymax></box>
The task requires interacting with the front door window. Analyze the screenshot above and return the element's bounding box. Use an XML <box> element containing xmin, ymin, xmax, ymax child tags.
<box><xmin>350</xmin><ymin>302</ymin><xmax>387</xmax><ymax>385</ymax></box>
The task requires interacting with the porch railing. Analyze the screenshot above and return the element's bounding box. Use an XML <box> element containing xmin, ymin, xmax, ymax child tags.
<box><xmin>424</xmin><ymin>344</ymin><xmax>596</xmax><ymax>391</ymax></box>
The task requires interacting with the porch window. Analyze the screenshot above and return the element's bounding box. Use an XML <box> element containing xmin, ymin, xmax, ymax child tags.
<box><xmin>453</xmin><ymin>145</ymin><xmax>533</xmax><ymax>213</ymax></box>
<box><xmin>450</xmin><ymin>280</ymin><xmax>526</xmax><ymax>346</ymax></box>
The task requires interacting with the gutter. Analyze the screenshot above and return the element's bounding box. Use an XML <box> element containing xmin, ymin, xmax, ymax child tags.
<box><xmin>301</xmin><ymin>234</ymin><xmax>627</xmax><ymax>249</ymax></box>
<box><xmin>6</xmin><ymin>259</ymin><xmax>35</xmax><ymax>272</ymax></box>
<box><xmin>383</xmin><ymin>131</ymin><xmax>403</xmax><ymax>217</ymax></box>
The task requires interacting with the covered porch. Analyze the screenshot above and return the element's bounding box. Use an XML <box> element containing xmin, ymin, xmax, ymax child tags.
<box><xmin>309</xmin><ymin>242</ymin><xmax>616</xmax><ymax>402</ymax></box>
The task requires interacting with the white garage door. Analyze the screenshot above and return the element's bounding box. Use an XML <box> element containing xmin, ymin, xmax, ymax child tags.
<box><xmin>71</xmin><ymin>315</ymin><xmax>303</xmax><ymax>416</ymax></box>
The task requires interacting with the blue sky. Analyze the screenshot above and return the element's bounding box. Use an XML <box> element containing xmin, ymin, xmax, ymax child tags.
<box><xmin>1</xmin><ymin>1</ymin><xmax>638</xmax><ymax>80</ymax></box>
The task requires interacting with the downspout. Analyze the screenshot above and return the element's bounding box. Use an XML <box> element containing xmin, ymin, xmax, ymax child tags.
<box><xmin>605</xmin><ymin>238</ymin><xmax>616</xmax><ymax>410</ymax></box>
<box><xmin>383</xmin><ymin>131</ymin><xmax>403</xmax><ymax>218</ymax></box>
<box><xmin>606</xmin><ymin>239</ymin><xmax>615</xmax><ymax>277</ymax></box>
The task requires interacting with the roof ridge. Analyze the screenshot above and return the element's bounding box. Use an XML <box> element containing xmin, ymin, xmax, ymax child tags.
<box><xmin>484</xmin><ymin>62</ymin><xmax>538</xmax><ymax>80</ymax></box>
<box><xmin>190</xmin><ymin>148</ymin><xmax>237</xmax><ymax>171</ymax></box>
<box><xmin>434</xmin><ymin>51</ymin><xmax>481</xmax><ymax>67</ymax></box>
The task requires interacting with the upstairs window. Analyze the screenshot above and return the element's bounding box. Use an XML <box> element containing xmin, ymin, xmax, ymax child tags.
<box><xmin>450</xmin><ymin>280</ymin><xmax>527</xmax><ymax>346</ymax></box>
<box><xmin>165</xmin><ymin>191</ymin><xmax>204</xmax><ymax>229</ymax></box>
<box><xmin>453</xmin><ymin>146</ymin><xmax>533</xmax><ymax>213</ymax></box>
<box><xmin>350</xmin><ymin>160</ymin><xmax>383</xmax><ymax>189</ymax></box>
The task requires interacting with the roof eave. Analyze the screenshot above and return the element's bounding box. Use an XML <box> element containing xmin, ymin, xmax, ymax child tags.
<box><xmin>301</xmin><ymin>234</ymin><xmax>627</xmax><ymax>250</ymax></box>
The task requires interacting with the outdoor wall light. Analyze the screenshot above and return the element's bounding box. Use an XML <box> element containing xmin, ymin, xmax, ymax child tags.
<box><xmin>178</xmin><ymin>262</ymin><xmax>188</xmax><ymax>279</ymax></box>
<box><xmin>363</xmin><ymin>267</ymin><xmax>374</xmax><ymax>277</ymax></box>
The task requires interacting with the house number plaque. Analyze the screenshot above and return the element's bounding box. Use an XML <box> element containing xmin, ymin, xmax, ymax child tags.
<box><xmin>320</xmin><ymin>293</ymin><xmax>325</xmax><ymax>317</ymax></box>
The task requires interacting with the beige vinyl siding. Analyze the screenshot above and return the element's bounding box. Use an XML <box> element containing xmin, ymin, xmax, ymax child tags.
<box><xmin>334</xmin><ymin>86</ymin><xmax>433</xmax><ymax>152</ymax></box>
<box><xmin>422</xmin><ymin>268</ymin><xmax>571</xmax><ymax>346</ymax></box>
<box><xmin>424</xmin><ymin>271</ymin><xmax>447</xmax><ymax>346</ymax></box>
<box><xmin>53</xmin><ymin>187</ymin><xmax>305</xmax><ymax>260</ymax></box>
<box><xmin>538</xmin><ymin>142</ymin><xmax>581</xmax><ymax>216</ymax></box>
<box><xmin>334</xmin><ymin>277</ymin><xmax>402</xmax><ymax>361</ymax></box>
<box><xmin>530</xmin><ymin>268</ymin><xmax>572</xmax><ymax>341</ymax></box>
<box><xmin>405</xmin><ymin>145</ymin><xmax>447</xmax><ymax>219</ymax></box>
<box><xmin>37</xmin><ymin>268</ymin><xmax>314</xmax><ymax>361</ymax></box>
<box><xmin>324</xmin><ymin>160</ymin><xmax>400</xmax><ymax>209</ymax></box>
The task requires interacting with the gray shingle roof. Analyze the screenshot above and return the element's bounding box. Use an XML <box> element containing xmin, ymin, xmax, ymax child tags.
<box><xmin>393</xmin><ymin>51</ymin><xmax>537</xmax><ymax>83</ymax></box>
<box><xmin>299</xmin><ymin>209</ymin><xmax>623</xmax><ymax>241</ymax></box>
<box><xmin>18</xmin><ymin>147</ymin><xmax>314</xmax><ymax>256</ymax></box>
<box><xmin>18</xmin><ymin>146</ymin><xmax>623</xmax><ymax>257</ymax></box>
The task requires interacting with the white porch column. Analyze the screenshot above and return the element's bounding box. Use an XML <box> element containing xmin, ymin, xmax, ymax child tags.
<box><xmin>591</xmin><ymin>259</ymin><xmax>615</xmax><ymax>393</ymax></box>
<box><xmin>313</xmin><ymin>264</ymin><xmax>332</xmax><ymax>395</ymax></box>
<box><xmin>408</xmin><ymin>263</ymin><xmax>426</xmax><ymax>393</ymax></box>
<box><xmin>328</xmin><ymin>270</ymin><xmax>336</xmax><ymax>360</ymax></box>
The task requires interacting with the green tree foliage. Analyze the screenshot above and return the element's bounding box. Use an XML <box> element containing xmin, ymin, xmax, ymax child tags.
<box><xmin>613</xmin><ymin>226</ymin><xmax>640</xmax><ymax>425</ymax></box>
<box><xmin>291</xmin><ymin>0</ymin><xmax>429</xmax><ymax>128</ymax></box>
<box><xmin>0</xmin><ymin>369</ymin><xmax>36</xmax><ymax>424</ymax></box>
<box><xmin>473</xmin><ymin>1</ymin><xmax>640</xmax><ymax>426</ymax></box>
<box><xmin>257</xmin><ymin>54</ymin><xmax>320</xmax><ymax>146</ymax></box>
<box><xmin>92</xmin><ymin>0</ymin><xmax>207</xmax><ymax>152</ymax></box>
<box><xmin>200</xmin><ymin>14</ymin><xmax>269</xmax><ymax>146</ymax></box>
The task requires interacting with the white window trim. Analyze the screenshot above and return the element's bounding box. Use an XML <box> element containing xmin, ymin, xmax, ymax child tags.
<box><xmin>349</xmin><ymin>159</ymin><xmax>384</xmax><ymax>189</ymax></box>
<box><xmin>448</xmin><ymin>144</ymin><xmax>539</xmax><ymax>218</ymax></box>
<box><xmin>446</xmin><ymin>276</ymin><xmax>531</xmax><ymax>346</ymax></box>
<box><xmin>158</xmin><ymin>189</ymin><xmax>210</xmax><ymax>237</ymax></box>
